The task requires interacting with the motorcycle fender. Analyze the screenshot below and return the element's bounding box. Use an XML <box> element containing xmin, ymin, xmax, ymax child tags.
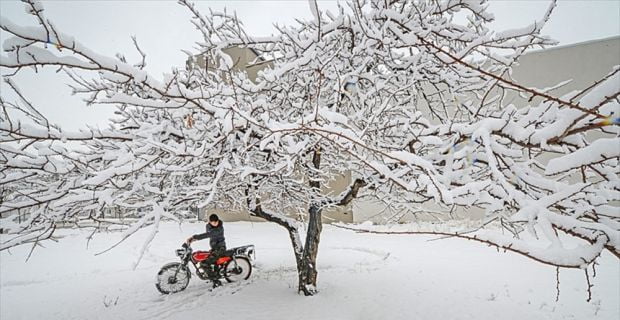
<box><xmin>159</xmin><ymin>262</ymin><xmax>191</xmax><ymax>280</ymax></box>
<box><xmin>233</xmin><ymin>254</ymin><xmax>254</xmax><ymax>266</ymax></box>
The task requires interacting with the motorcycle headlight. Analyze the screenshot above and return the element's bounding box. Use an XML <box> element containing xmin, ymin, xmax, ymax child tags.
<box><xmin>175</xmin><ymin>249</ymin><xmax>186</xmax><ymax>257</ymax></box>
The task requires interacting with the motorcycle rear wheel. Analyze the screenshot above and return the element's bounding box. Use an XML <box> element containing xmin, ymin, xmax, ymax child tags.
<box><xmin>156</xmin><ymin>263</ymin><xmax>191</xmax><ymax>294</ymax></box>
<box><xmin>224</xmin><ymin>257</ymin><xmax>252</xmax><ymax>282</ymax></box>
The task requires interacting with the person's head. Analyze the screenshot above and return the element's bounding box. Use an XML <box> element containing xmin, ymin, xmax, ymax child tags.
<box><xmin>208</xmin><ymin>214</ymin><xmax>220</xmax><ymax>227</ymax></box>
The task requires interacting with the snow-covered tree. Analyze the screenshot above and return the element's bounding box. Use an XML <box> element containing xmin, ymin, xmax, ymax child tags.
<box><xmin>1</xmin><ymin>0</ymin><xmax>618</xmax><ymax>296</ymax></box>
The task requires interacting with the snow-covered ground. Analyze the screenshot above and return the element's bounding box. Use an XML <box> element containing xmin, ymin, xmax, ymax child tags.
<box><xmin>1</xmin><ymin>221</ymin><xmax>618</xmax><ymax>320</ymax></box>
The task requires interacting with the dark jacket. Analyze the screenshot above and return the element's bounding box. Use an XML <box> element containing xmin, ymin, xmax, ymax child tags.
<box><xmin>193</xmin><ymin>221</ymin><xmax>226</xmax><ymax>250</ymax></box>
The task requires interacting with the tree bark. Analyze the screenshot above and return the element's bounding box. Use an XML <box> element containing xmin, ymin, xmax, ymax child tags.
<box><xmin>297</xmin><ymin>148</ymin><xmax>324</xmax><ymax>295</ymax></box>
<box><xmin>299</xmin><ymin>204</ymin><xmax>322</xmax><ymax>295</ymax></box>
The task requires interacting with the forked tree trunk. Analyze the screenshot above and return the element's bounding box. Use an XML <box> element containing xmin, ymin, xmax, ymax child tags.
<box><xmin>248</xmin><ymin>170</ymin><xmax>366</xmax><ymax>296</ymax></box>
<box><xmin>295</xmin><ymin>177</ymin><xmax>366</xmax><ymax>295</ymax></box>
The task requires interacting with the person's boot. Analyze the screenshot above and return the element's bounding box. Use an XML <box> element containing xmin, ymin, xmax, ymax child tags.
<box><xmin>212</xmin><ymin>279</ymin><xmax>222</xmax><ymax>288</ymax></box>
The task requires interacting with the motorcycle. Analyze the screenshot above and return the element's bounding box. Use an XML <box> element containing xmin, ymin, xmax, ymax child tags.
<box><xmin>155</xmin><ymin>243</ymin><xmax>255</xmax><ymax>294</ymax></box>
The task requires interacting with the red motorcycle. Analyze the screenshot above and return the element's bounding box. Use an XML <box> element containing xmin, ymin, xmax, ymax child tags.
<box><xmin>156</xmin><ymin>243</ymin><xmax>255</xmax><ymax>294</ymax></box>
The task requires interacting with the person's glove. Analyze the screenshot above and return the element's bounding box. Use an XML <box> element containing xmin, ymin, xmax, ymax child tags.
<box><xmin>186</xmin><ymin>237</ymin><xmax>194</xmax><ymax>244</ymax></box>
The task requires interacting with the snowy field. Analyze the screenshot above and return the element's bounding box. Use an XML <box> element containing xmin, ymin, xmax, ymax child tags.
<box><xmin>1</xmin><ymin>221</ymin><xmax>618</xmax><ymax>320</ymax></box>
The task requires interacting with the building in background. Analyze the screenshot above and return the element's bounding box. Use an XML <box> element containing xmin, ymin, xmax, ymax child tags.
<box><xmin>189</xmin><ymin>36</ymin><xmax>620</xmax><ymax>224</ymax></box>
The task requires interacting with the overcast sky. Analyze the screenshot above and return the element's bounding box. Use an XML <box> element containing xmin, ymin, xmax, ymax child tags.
<box><xmin>1</xmin><ymin>0</ymin><xmax>619</xmax><ymax>130</ymax></box>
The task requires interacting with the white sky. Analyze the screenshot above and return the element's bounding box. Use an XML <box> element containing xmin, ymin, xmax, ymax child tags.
<box><xmin>1</xmin><ymin>0</ymin><xmax>619</xmax><ymax>130</ymax></box>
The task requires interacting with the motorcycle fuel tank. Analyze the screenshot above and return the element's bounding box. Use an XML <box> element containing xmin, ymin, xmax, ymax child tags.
<box><xmin>192</xmin><ymin>251</ymin><xmax>210</xmax><ymax>262</ymax></box>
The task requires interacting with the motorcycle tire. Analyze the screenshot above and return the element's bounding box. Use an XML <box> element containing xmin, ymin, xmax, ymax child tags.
<box><xmin>224</xmin><ymin>257</ymin><xmax>252</xmax><ymax>283</ymax></box>
<box><xmin>155</xmin><ymin>262</ymin><xmax>191</xmax><ymax>294</ymax></box>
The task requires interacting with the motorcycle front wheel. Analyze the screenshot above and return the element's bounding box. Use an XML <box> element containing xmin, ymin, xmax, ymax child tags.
<box><xmin>224</xmin><ymin>257</ymin><xmax>252</xmax><ymax>282</ymax></box>
<box><xmin>156</xmin><ymin>262</ymin><xmax>191</xmax><ymax>294</ymax></box>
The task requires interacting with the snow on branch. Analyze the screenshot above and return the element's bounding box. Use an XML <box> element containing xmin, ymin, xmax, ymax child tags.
<box><xmin>546</xmin><ymin>138</ymin><xmax>620</xmax><ymax>175</ymax></box>
<box><xmin>0</xmin><ymin>0</ymin><xmax>618</xmax><ymax>275</ymax></box>
<box><xmin>332</xmin><ymin>223</ymin><xmax>606</xmax><ymax>269</ymax></box>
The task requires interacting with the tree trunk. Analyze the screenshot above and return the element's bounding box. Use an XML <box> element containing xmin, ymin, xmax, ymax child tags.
<box><xmin>296</xmin><ymin>148</ymin><xmax>324</xmax><ymax>295</ymax></box>
<box><xmin>299</xmin><ymin>205</ymin><xmax>322</xmax><ymax>295</ymax></box>
<box><xmin>247</xmin><ymin>172</ymin><xmax>366</xmax><ymax>297</ymax></box>
<box><xmin>285</xmin><ymin>227</ymin><xmax>305</xmax><ymax>289</ymax></box>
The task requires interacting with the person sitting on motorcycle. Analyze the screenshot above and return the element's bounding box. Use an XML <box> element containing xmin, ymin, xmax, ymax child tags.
<box><xmin>186</xmin><ymin>214</ymin><xmax>226</xmax><ymax>287</ymax></box>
